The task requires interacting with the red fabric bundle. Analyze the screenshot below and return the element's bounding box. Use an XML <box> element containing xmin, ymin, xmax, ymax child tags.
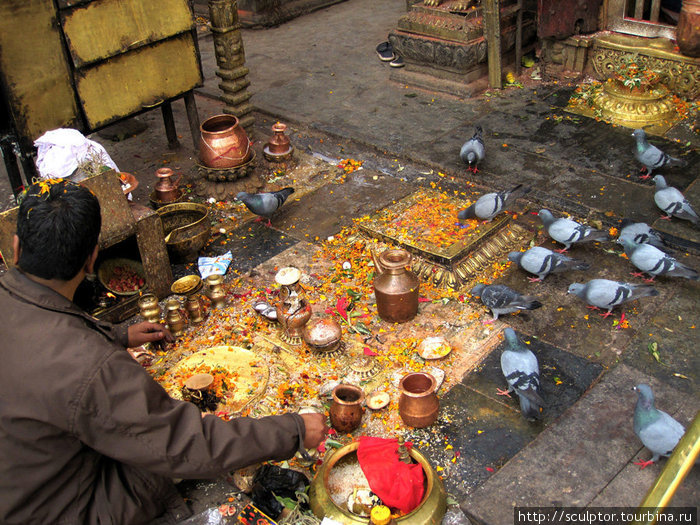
<box><xmin>356</xmin><ymin>436</ymin><xmax>425</xmax><ymax>514</ymax></box>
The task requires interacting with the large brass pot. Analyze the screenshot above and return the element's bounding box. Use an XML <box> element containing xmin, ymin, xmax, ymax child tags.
<box><xmin>157</xmin><ymin>203</ymin><xmax>210</xmax><ymax>263</ymax></box>
<box><xmin>309</xmin><ymin>441</ymin><xmax>446</xmax><ymax>524</ymax></box>
<box><xmin>372</xmin><ymin>249</ymin><xmax>419</xmax><ymax>324</ymax></box>
<box><xmin>199</xmin><ymin>114</ymin><xmax>252</xmax><ymax>169</ymax></box>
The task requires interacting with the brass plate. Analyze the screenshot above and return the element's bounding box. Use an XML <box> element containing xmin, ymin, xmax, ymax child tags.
<box><xmin>160</xmin><ymin>346</ymin><xmax>269</xmax><ymax>413</ymax></box>
<box><xmin>171</xmin><ymin>274</ymin><xmax>202</xmax><ymax>295</ymax></box>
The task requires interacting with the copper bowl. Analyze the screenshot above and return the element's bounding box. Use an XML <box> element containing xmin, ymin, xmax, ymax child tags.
<box><xmin>302</xmin><ymin>316</ymin><xmax>342</xmax><ymax>352</ymax></box>
<box><xmin>157</xmin><ymin>203</ymin><xmax>210</xmax><ymax>263</ymax></box>
<box><xmin>309</xmin><ymin>441</ymin><xmax>446</xmax><ymax>524</ymax></box>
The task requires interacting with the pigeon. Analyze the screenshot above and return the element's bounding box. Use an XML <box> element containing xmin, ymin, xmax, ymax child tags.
<box><xmin>567</xmin><ymin>279</ymin><xmax>659</xmax><ymax>317</ymax></box>
<box><xmin>633</xmin><ymin>384</ymin><xmax>685</xmax><ymax>469</ymax></box>
<box><xmin>618</xmin><ymin>238</ymin><xmax>699</xmax><ymax>281</ymax></box>
<box><xmin>632</xmin><ymin>129</ymin><xmax>686</xmax><ymax>179</ymax></box>
<box><xmin>538</xmin><ymin>209</ymin><xmax>610</xmax><ymax>252</ymax></box>
<box><xmin>460</xmin><ymin>125</ymin><xmax>485</xmax><ymax>173</ymax></box>
<box><xmin>458</xmin><ymin>184</ymin><xmax>531</xmax><ymax>222</ymax></box>
<box><xmin>236</xmin><ymin>187</ymin><xmax>295</xmax><ymax>226</ymax></box>
<box><xmin>470</xmin><ymin>283</ymin><xmax>542</xmax><ymax>322</ymax></box>
<box><xmin>499</xmin><ymin>328</ymin><xmax>545</xmax><ymax>420</ymax></box>
<box><xmin>618</xmin><ymin>219</ymin><xmax>665</xmax><ymax>250</ymax></box>
<box><xmin>652</xmin><ymin>175</ymin><xmax>699</xmax><ymax>225</ymax></box>
<box><xmin>508</xmin><ymin>246</ymin><xmax>590</xmax><ymax>282</ymax></box>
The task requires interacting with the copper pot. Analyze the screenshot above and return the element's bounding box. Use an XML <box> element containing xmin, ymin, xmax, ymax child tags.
<box><xmin>330</xmin><ymin>384</ymin><xmax>364</xmax><ymax>433</ymax></box>
<box><xmin>399</xmin><ymin>372</ymin><xmax>439</xmax><ymax>428</ymax></box>
<box><xmin>372</xmin><ymin>249</ymin><xmax>419</xmax><ymax>323</ymax></box>
<box><xmin>677</xmin><ymin>0</ymin><xmax>700</xmax><ymax>57</ymax></box>
<box><xmin>266</xmin><ymin>122</ymin><xmax>292</xmax><ymax>155</ymax></box>
<box><xmin>302</xmin><ymin>316</ymin><xmax>342</xmax><ymax>352</ymax></box>
<box><xmin>154</xmin><ymin>167</ymin><xmax>182</xmax><ymax>203</ymax></box>
<box><xmin>199</xmin><ymin>114</ymin><xmax>252</xmax><ymax>169</ymax></box>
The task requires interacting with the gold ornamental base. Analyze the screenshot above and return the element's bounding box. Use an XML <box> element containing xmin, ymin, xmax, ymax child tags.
<box><xmin>567</xmin><ymin>80</ymin><xmax>682</xmax><ymax>136</ymax></box>
<box><xmin>358</xmin><ymin>189</ymin><xmax>530</xmax><ymax>290</ymax></box>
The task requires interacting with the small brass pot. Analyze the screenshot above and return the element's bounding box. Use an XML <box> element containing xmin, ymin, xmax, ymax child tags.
<box><xmin>309</xmin><ymin>441</ymin><xmax>446</xmax><ymax>524</ymax></box>
<box><xmin>329</xmin><ymin>384</ymin><xmax>364</xmax><ymax>433</ymax></box>
<box><xmin>399</xmin><ymin>372</ymin><xmax>439</xmax><ymax>428</ymax></box>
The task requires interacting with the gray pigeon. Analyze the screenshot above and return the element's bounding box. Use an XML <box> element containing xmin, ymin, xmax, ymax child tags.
<box><xmin>618</xmin><ymin>238</ymin><xmax>699</xmax><ymax>281</ymax></box>
<box><xmin>236</xmin><ymin>187</ymin><xmax>295</xmax><ymax>226</ymax></box>
<box><xmin>460</xmin><ymin>125</ymin><xmax>485</xmax><ymax>173</ymax></box>
<box><xmin>500</xmin><ymin>328</ymin><xmax>545</xmax><ymax>420</ymax></box>
<box><xmin>538</xmin><ymin>209</ymin><xmax>610</xmax><ymax>252</ymax></box>
<box><xmin>632</xmin><ymin>129</ymin><xmax>686</xmax><ymax>179</ymax></box>
<box><xmin>633</xmin><ymin>384</ymin><xmax>685</xmax><ymax>468</ymax></box>
<box><xmin>508</xmin><ymin>246</ymin><xmax>590</xmax><ymax>282</ymax></box>
<box><xmin>458</xmin><ymin>184</ymin><xmax>530</xmax><ymax>221</ymax></box>
<box><xmin>618</xmin><ymin>219</ymin><xmax>665</xmax><ymax>250</ymax></box>
<box><xmin>567</xmin><ymin>279</ymin><xmax>659</xmax><ymax>316</ymax></box>
<box><xmin>470</xmin><ymin>283</ymin><xmax>542</xmax><ymax>321</ymax></box>
<box><xmin>652</xmin><ymin>175</ymin><xmax>699</xmax><ymax>225</ymax></box>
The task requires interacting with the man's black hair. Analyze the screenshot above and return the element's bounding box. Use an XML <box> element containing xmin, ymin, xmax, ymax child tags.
<box><xmin>16</xmin><ymin>180</ymin><xmax>101</xmax><ymax>280</ymax></box>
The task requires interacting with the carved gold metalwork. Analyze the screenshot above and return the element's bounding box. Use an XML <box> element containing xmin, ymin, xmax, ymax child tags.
<box><xmin>590</xmin><ymin>34</ymin><xmax>700</xmax><ymax>99</ymax></box>
<box><xmin>359</xmin><ymin>189</ymin><xmax>529</xmax><ymax>290</ymax></box>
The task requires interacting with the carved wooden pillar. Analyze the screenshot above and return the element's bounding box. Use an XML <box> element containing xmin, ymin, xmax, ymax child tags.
<box><xmin>483</xmin><ymin>0</ymin><xmax>502</xmax><ymax>89</ymax></box>
<box><xmin>208</xmin><ymin>0</ymin><xmax>255</xmax><ymax>137</ymax></box>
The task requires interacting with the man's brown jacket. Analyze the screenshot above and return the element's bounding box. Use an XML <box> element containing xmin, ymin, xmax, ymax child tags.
<box><xmin>0</xmin><ymin>269</ymin><xmax>306</xmax><ymax>524</ymax></box>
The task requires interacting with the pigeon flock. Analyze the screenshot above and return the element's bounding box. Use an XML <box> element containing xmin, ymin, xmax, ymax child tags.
<box><xmin>460</xmin><ymin>127</ymin><xmax>695</xmax><ymax>466</ymax></box>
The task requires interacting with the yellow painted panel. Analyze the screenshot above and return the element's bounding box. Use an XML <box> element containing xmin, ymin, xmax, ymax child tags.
<box><xmin>76</xmin><ymin>34</ymin><xmax>202</xmax><ymax>129</ymax></box>
<box><xmin>0</xmin><ymin>0</ymin><xmax>80</xmax><ymax>140</ymax></box>
<box><xmin>61</xmin><ymin>0</ymin><xmax>194</xmax><ymax>67</ymax></box>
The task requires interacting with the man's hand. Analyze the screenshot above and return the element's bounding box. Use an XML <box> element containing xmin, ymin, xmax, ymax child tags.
<box><xmin>300</xmin><ymin>412</ymin><xmax>328</xmax><ymax>449</ymax></box>
<box><xmin>127</xmin><ymin>322</ymin><xmax>174</xmax><ymax>348</ymax></box>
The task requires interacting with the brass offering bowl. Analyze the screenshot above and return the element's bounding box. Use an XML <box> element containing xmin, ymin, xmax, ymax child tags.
<box><xmin>157</xmin><ymin>203</ymin><xmax>210</xmax><ymax>263</ymax></box>
<box><xmin>171</xmin><ymin>275</ymin><xmax>203</xmax><ymax>296</ymax></box>
<box><xmin>309</xmin><ymin>441</ymin><xmax>446</xmax><ymax>524</ymax></box>
<box><xmin>302</xmin><ymin>316</ymin><xmax>342</xmax><ymax>353</ymax></box>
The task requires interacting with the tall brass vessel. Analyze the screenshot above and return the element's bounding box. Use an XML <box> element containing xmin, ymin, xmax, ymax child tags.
<box><xmin>372</xmin><ymin>249</ymin><xmax>419</xmax><ymax>323</ymax></box>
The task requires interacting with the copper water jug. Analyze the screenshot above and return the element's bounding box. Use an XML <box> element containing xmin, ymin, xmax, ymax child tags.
<box><xmin>372</xmin><ymin>249</ymin><xmax>419</xmax><ymax>323</ymax></box>
<box><xmin>266</xmin><ymin>122</ymin><xmax>292</xmax><ymax>155</ymax></box>
<box><xmin>154</xmin><ymin>167</ymin><xmax>182</xmax><ymax>203</ymax></box>
<box><xmin>199</xmin><ymin>114</ymin><xmax>251</xmax><ymax>169</ymax></box>
<box><xmin>330</xmin><ymin>384</ymin><xmax>364</xmax><ymax>433</ymax></box>
<box><xmin>398</xmin><ymin>372</ymin><xmax>439</xmax><ymax>428</ymax></box>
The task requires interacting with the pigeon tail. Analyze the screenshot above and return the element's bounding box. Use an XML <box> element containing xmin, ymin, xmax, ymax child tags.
<box><xmin>629</xmin><ymin>284</ymin><xmax>660</xmax><ymax>301</ymax></box>
<box><xmin>517</xmin><ymin>388</ymin><xmax>544</xmax><ymax>420</ymax></box>
<box><xmin>519</xmin><ymin>297</ymin><xmax>543</xmax><ymax>311</ymax></box>
<box><xmin>667</xmin><ymin>264</ymin><xmax>700</xmax><ymax>280</ymax></box>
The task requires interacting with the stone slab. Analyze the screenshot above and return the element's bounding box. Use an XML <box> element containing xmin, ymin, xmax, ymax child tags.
<box><xmin>203</xmin><ymin>221</ymin><xmax>299</xmax><ymax>276</ymax></box>
<box><xmin>460</xmin><ymin>363</ymin><xmax>699</xmax><ymax>525</ymax></box>
<box><xmin>406</xmin><ymin>383</ymin><xmax>542</xmax><ymax>501</ymax></box>
<box><xmin>621</xmin><ymin>275</ymin><xmax>700</xmax><ymax>396</ymax></box>
<box><xmin>483</xmin><ymin>233</ymin><xmax>672</xmax><ymax>368</ymax></box>
<box><xmin>461</xmin><ymin>328</ymin><xmax>604</xmax><ymax>423</ymax></box>
<box><xmin>274</xmin><ymin>168</ymin><xmax>416</xmax><ymax>241</ymax></box>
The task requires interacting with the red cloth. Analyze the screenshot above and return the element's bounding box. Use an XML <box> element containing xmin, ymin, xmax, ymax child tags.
<box><xmin>356</xmin><ymin>436</ymin><xmax>425</xmax><ymax>514</ymax></box>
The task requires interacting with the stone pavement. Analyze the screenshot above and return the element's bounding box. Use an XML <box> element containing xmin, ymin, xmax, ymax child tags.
<box><xmin>0</xmin><ymin>0</ymin><xmax>698</xmax><ymax>522</ymax></box>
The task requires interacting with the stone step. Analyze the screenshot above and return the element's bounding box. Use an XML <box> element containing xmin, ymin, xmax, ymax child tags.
<box><xmin>460</xmin><ymin>363</ymin><xmax>699</xmax><ymax>525</ymax></box>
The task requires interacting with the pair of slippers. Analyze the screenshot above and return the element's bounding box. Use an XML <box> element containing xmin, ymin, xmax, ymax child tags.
<box><xmin>376</xmin><ymin>41</ymin><xmax>404</xmax><ymax>68</ymax></box>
